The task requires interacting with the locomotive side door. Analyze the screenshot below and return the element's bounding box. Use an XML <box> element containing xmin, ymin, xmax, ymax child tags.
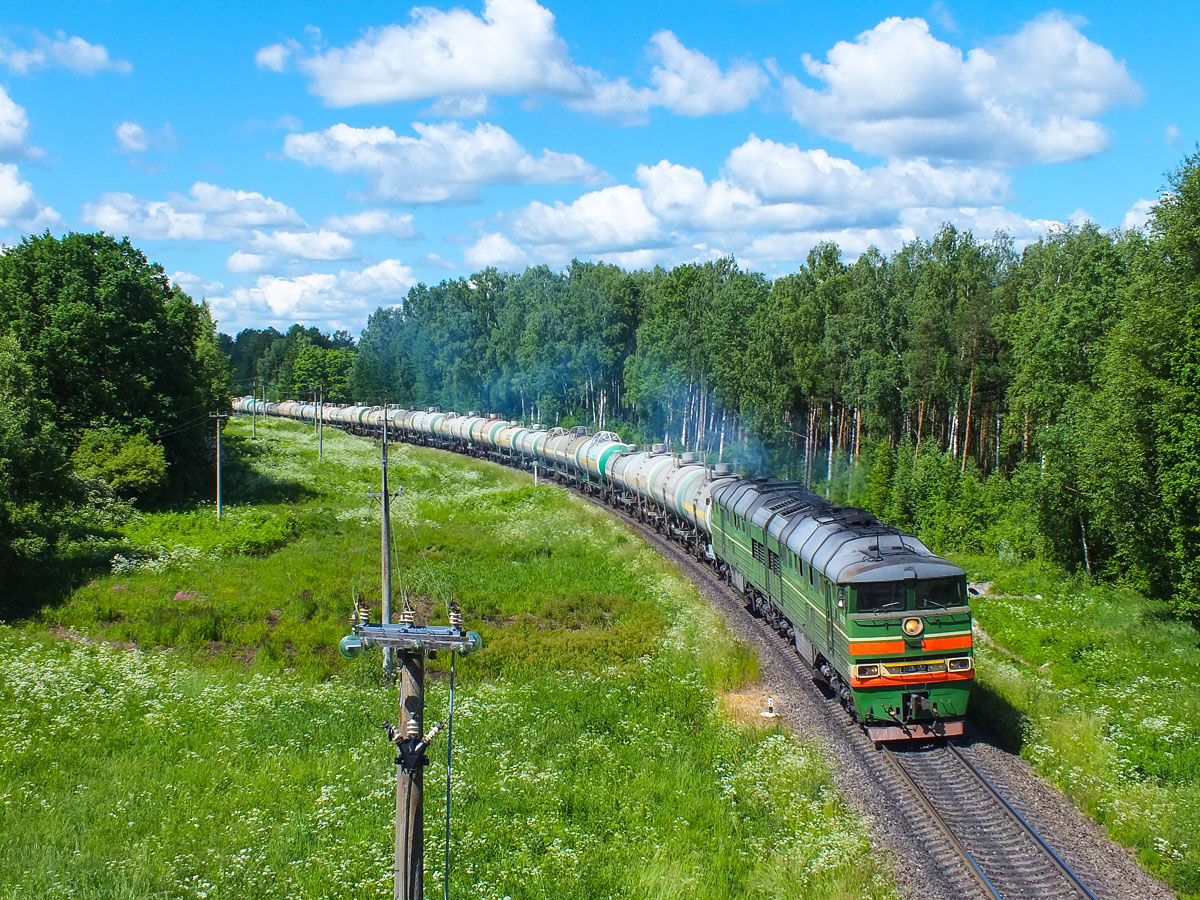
<box><xmin>825</xmin><ymin>577</ymin><xmax>835</xmax><ymax>653</ymax></box>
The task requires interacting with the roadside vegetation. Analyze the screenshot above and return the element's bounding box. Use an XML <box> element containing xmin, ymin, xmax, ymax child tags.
<box><xmin>0</xmin><ymin>417</ymin><xmax>898</xmax><ymax>899</ymax></box>
<box><xmin>959</xmin><ymin>556</ymin><xmax>1200</xmax><ymax>897</ymax></box>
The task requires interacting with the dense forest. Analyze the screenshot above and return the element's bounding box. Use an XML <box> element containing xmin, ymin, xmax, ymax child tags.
<box><xmin>0</xmin><ymin>233</ymin><xmax>229</xmax><ymax>586</ymax></box>
<box><xmin>225</xmin><ymin>152</ymin><xmax>1200</xmax><ymax>622</ymax></box>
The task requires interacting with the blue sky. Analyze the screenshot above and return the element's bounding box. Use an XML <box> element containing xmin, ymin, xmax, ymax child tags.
<box><xmin>0</xmin><ymin>0</ymin><xmax>1193</xmax><ymax>335</ymax></box>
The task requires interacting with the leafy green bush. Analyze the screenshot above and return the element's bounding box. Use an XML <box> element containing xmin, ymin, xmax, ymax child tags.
<box><xmin>123</xmin><ymin>506</ymin><xmax>296</xmax><ymax>559</ymax></box>
<box><xmin>71</xmin><ymin>427</ymin><xmax>167</xmax><ymax>500</ymax></box>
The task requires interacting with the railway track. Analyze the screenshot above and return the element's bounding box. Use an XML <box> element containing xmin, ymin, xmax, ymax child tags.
<box><xmin>557</xmin><ymin>478</ymin><xmax>1102</xmax><ymax>900</ymax></box>
<box><xmin>879</xmin><ymin>741</ymin><xmax>1098</xmax><ymax>900</ymax></box>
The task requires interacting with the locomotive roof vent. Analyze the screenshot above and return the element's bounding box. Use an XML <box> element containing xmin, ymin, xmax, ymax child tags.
<box><xmin>713</xmin><ymin>462</ymin><xmax>733</xmax><ymax>476</ymax></box>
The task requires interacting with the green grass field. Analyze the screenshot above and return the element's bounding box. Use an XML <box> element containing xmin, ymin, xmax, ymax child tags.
<box><xmin>0</xmin><ymin>418</ymin><xmax>897</xmax><ymax>900</ymax></box>
<box><xmin>956</xmin><ymin>555</ymin><xmax>1200</xmax><ymax>897</ymax></box>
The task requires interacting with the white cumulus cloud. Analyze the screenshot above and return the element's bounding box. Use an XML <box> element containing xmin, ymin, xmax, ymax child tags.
<box><xmin>464</xmin><ymin>232</ymin><xmax>528</xmax><ymax>270</ymax></box>
<box><xmin>0</xmin><ymin>87</ymin><xmax>32</xmax><ymax>159</ymax></box>
<box><xmin>283</xmin><ymin>121</ymin><xmax>605</xmax><ymax>204</ymax></box>
<box><xmin>113</xmin><ymin>121</ymin><xmax>177</xmax><ymax>154</ymax></box>
<box><xmin>285</xmin><ymin>0</ymin><xmax>585</xmax><ymax>106</ymax></box>
<box><xmin>209</xmin><ymin>259</ymin><xmax>416</xmax><ymax>331</ymax></box>
<box><xmin>249</xmin><ymin>228</ymin><xmax>359</xmax><ymax>261</ymax></box>
<box><xmin>226</xmin><ymin>252</ymin><xmax>270</xmax><ymax>274</ymax></box>
<box><xmin>783</xmin><ymin>14</ymin><xmax>1141</xmax><ymax>164</ymax></box>
<box><xmin>0</xmin><ymin>162</ymin><xmax>61</xmax><ymax>232</ymax></box>
<box><xmin>322</xmin><ymin>209</ymin><xmax>420</xmax><ymax>238</ymax></box>
<box><xmin>83</xmin><ymin>182</ymin><xmax>304</xmax><ymax>240</ymax></box>
<box><xmin>0</xmin><ymin>31</ymin><xmax>131</xmax><ymax>75</ymax></box>
<box><xmin>1122</xmin><ymin>198</ymin><xmax>1155</xmax><ymax>232</ymax></box>
<box><xmin>260</xmin><ymin>1</ymin><xmax>764</xmax><ymax>122</ymax></box>
<box><xmin>170</xmin><ymin>271</ymin><xmax>224</xmax><ymax>297</ymax></box>
<box><xmin>723</xmin><ymin>135</ymin><xmax>1009</xmax><ymax>210</ymax></box>
<box><xmin>115</xmin><ymin>121</ymin><xmax>149</xmax><ymax>152</ymax></box>
<box><xmin>255</xmin><ymin>40</ymin><xmax>299</xmax><ymax>73</ymax></box>
<box><xmin>510</xmin><ymin>184</ymin><xmax>661</xmax><ymax>251</ymax></box>
<box><xmin>570</xmin><ymin>31</ymin><xmax>766</xmax><ymax>119</ymax></box>
<box><xmin>487</xmin><ymin>135</ymin><xmax>1067</xmax><ymax>273</ymax></box>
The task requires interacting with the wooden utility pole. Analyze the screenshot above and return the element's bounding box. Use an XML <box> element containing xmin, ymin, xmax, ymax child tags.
<box><xmin>341</xmin><ymin>607</ymin><xmax>479</xmax><ymax>900</ymax></box>
<box><xmin>210</xmin><ymin>411</ymin><xmax>230</xmax><ymax>519</ymax></box>
<box><xmin>398</xmin><ymin>648</ymin><xmax>425</xmax><ymax>900</ymax></box>
<box><xmin>251</xmin><ymin>382</ymin><xmax>257</xmax><ymax>439</ymax></box>
<box><xmin>380</xmin><ymin>403</ymin><xmax>395</xmax><ymax>677</ymax></box>
<box><xmin>318</xmin><ymin>388</ymin><xmax>324</xmax><ymax>460</ymax></box>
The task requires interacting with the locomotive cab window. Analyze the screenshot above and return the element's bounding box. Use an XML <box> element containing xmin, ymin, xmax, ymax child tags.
<box><xmin>853</xmin><ymin>582</ymin><xmax>905</xmax><ymax>613</ymax></box>
<box><xmin>915</xmin><ymin>577</ymin><xmax>966</xmax><ymax>610</ymax></box>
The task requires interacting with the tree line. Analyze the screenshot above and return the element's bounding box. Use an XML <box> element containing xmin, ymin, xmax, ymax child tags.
<box><xmin>228</xmin><ymin>153</ymin><xmax>1199</xmax><ymax>620</ymax></box>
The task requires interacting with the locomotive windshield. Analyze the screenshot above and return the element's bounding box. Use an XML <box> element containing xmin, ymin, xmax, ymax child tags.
<box><xmin>915</xmin><ymin>577</ymin><xmax>966</xmax><ymax>609</ymax></box>
<box><xmin>853</xmin><ymin>577</ymin><xmax>966</xmax><ymax>612</ymax></box>
<box><xmin>854</xmin><ymin>582</ymin><xmax>905</xmax><ymax>612</ymax></box>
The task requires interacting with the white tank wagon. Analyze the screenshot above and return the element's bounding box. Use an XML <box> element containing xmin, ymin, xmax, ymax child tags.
<box><xmin>449</xmin><ymin>414</ymin><xmax>481</xmax><ymax>444</ymax></box>
<box><xmin>574</xmin><ymin>431</ymin><xmax>629</xmax><ymax>484</ymax></box>
<box><xmin>540</xmin><ymin>427</ymin><xmax>571</xmax><ymax>470</ymax></box>
<box><xmin>432</xmin><ymin>412</ymin><xmax>460</xmax><ymax>443</ymax></box>
<box><xmin>471</xmin><ymin>416</ymin><xmax>511</xmax><ymax>453</ymax></box>
<box><xmin>516</xmin><ymin>427</ymin><xmax>549</xmax><ymax>464</ymax></box>
<box><xmin>491</xmin><ymin>422</ymin><xmax>531</xmax><ymax>460</ymax></box>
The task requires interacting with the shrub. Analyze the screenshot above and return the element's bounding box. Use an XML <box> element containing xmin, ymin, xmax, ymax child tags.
<box><xmin>72</xmin><ymin>427</ymin><xmax>167</xmax><ymax>500</ymax></box>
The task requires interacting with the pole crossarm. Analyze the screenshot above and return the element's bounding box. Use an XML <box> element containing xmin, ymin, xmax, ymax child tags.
<box><xmin>355</xmin><ymin>623</ymin><xmax>482</xmax><ymax>654</ymax></box>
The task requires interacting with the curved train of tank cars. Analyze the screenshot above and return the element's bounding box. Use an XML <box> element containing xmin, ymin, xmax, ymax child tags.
<box><xmin>237</xmin><ymin>398</ymin><xmax>975</xmax><ymax>743</ymax></box>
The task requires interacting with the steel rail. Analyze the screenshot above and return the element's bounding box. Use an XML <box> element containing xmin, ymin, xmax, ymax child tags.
<box><xmin>947</xmin><ymin>743</ymin><xmax>1099</xmax><ymax>900</ymax></box>
<box><xmin>879</xmin><ymin>745</ymin><xmax>1003</xmax><ymax>900</ymax></box>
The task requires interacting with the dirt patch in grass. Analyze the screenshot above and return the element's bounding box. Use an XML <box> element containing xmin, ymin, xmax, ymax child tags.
<box><xmin>720</xmin><ymin>682</ymin><xmax>784</xmax><ymax>729</ymax></box>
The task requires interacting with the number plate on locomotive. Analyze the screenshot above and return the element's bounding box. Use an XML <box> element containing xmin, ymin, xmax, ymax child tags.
<box><xmin>897</xmin><ymin>664</ymin><xmax>931</xmax><ymax>674</ymax></box>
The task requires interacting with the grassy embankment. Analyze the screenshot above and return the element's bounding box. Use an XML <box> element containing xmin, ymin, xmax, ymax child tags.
<box><xmin>956</xmin><ymin>554</ymin><xmax>1200</xmax><ymax>897</ymax></box>
<box><xmin>0</xmin><ymin>417</ymin><xmax>899</xmax><ymax>900</ymax></box>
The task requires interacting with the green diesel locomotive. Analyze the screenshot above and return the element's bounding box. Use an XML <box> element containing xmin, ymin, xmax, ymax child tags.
<box><xmin>710</xmin><ymin>477</ymin><xmax>972</xmax><ymax>741</ymax></box>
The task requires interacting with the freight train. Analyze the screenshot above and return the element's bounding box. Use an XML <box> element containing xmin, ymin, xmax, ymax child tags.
<box><xmin>234</xmin><ymin>398</ymin><xmax>973</xmax><ymax>742</ymax></box>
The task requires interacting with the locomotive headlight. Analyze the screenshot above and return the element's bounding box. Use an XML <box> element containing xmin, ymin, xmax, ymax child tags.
<box><xmin>947</xmin><ymin>656</ymin><xmax>973</xmax><ymax>671</ymax></box>
<box><xmin>902</xmin><ymin>617</ymin><xmax>924</xmax><ymax>637</ymax></box>
<box><xmin>856</xmin><ymin>664</ymin><xmax>880</xmax><ymax>678</ymax></box>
